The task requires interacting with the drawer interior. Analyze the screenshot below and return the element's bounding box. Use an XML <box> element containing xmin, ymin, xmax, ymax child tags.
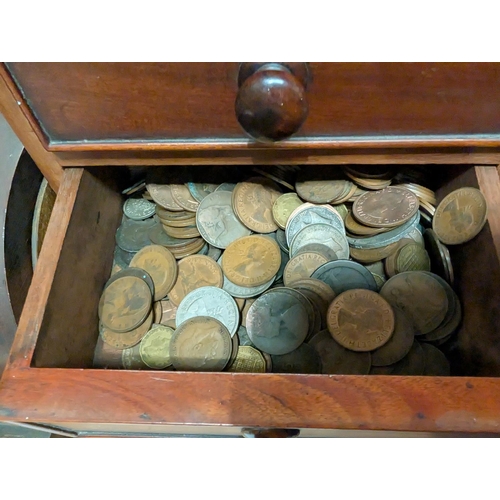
<box><xmin>30</xmin><ymin>164</ymin><xmax>500</xmax><ymax>377</ymax></box>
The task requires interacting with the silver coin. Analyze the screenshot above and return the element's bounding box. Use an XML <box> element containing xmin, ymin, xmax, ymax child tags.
<box><xmin>246</xmin><ymin>288</ymin><xmax>309</xmax><ymax>355</ymax></box>
<box><xmin>215</xmin><ymin>183</ymin><xmax>237</xmax><ymax>192</ymax></box>
<box><xmin>406</xmin><ymin>227</ymin><xmax>425</xmax><ymax>247</ymax></box>
<box><xmin>290</xmin><ymin>224</ymin><xmax>349</xmax><ymax>259</ymax></box>
<box><xmin>286</xmin><ymin>204</ymin><xmax>344</xmax><ymax>246</ymax></box>
<box><xmin>187</xmin><ymin>182</ymin><xmax>218</xmax><ymax>202</ymax></box>
<box><xmin>276</xmin><ymin>229</ymin><xmax>289</xmax><ymax>253</ymax></box>
<box><xmin>148</xmin><ymin>223</ymin><xmax>199</xmax><ymax>248</ymax></box>
<box><xmin>206</xmin><ymin>245</ymin><xmax>222</xmax><ymax>261</ymax></box>
<box><xmin>296</xmin><ymin>243</ymin><xmax>338</xmax><ymax>261</ymax></box>
<box><xmin>271</xmin><ymin>343</ymin><xmax>321</xmax><ymax>374</ymax></box>
<box><xmin>114</xmin><ymin>245</ymin><xmax>136</xmax><ymax>268</ymax></box>
<box><xmin>176</xmin><ymin>286</ymin><xmax>240</xmax><ymax>337</ymax></box>
<box><xmin>311</xmin><ymin>260</ymin><xmax>378</xmax><ymax>295</ymax></box>
<box><xmin>116</xmin><ymin>218</ymin><xmax>156</xmax><ymax>253</ymax></box>
<box><xmin>196</xmin><ymin>191</ymin><xmax>251</xmax><ymax>249</ymax></box>
<box><xmin>123</xmin><ymin>198</ymin><xmax>156</xmax><ymax>220</ymax></box>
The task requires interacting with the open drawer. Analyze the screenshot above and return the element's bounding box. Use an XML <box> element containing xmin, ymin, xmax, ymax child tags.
<box><xmin>0</xmin><ymin>164</ymin><xmax>500</xmax><ymax>436</ymax></box>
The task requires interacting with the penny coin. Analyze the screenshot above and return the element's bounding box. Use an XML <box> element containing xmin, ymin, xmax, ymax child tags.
<box><xmin>114</xmin><ymin>245</ymin><xmax>136</xmax><ymax>268</ymax></box>
<box><xmin>215</xmin><ymin>183</ymin><xmax>237</xmax><ymax>192</ymax></box>
<box><xmin>252</xmin><ymin>165</ymin><xmax>296</xmax><ymax>191</ymax></box>
<box><xmin>123</xmin><ymin>197</ymin><xmax>156</xmax><ymax>220</ymax></box>
<box><xmin>93</xmin><ymin>337</ymin><xmax>123</xmax><ymax>369</ymax></box>
<box><xmin>345</xmin><ymin>212</ymin><xmax>391</xmax><ymax>236</ymax></box>
<box><xmin>148</xmin><ymin>223</ymin><xmax>199</xmax><ymax>249</ymax></box>
<box><xmin>364</xmin><ymin>261</ymin><xmax>387</xmax><ymax>290</ymax></box>
<box><xmin>139</xmin><ymin>324</ymin><xmax>175</xmax><ymax>369</ymax></box>
<box><xmin>116</xmin><ymin>218</ymin><xmax>156</xmax><ymax>253</ymax></box>
<box><xmin>105</xmin><ymin>267</ymin><xmax>155</xmax><ymax>297</ymax></box>
<box><xmin>380</xmin><ymin>271</ymin><xmax>448</xmax><ymax>335</ymax></box>
<box><xmin>350</xmin><ymin>242</ymin><xmax>400</xmax><ymax>264</ymax></box>
<box><xmin>121</xmin><ymin>343</ymin><xmax>148</xmax><ymax>370</ymax></box>
<box><xmin>371</xmin><ymin>307</ymin><xmax>415</xmax><ymax>366</ymax></box>
<box><xmin>331</xmin><ymin>204</ymin><xmax>349</xmax><ymax>221</ymax></box>
<box><xmin>221</xmin><ymin>267</ymin><xmax>275</xmax><ymax>298</ymax></box>
<box><xmin>100</xmin><ymin>310</ymin><xmax>153</xmax><ymax>350</ymax></box>
<box><xmin>419</xmin><ymin>200</ymin><xmax>436</xmax><ymax>218</ymax></box>
<box><xmin>424</xmin><ymin>229</ymin><xmax>450</xmax><ymax>283</ymax></box>
<box><xmin>176</xmin><ymin>286</ymin><xmax>240</xmax><ymax>337</ymax></box>
<box><xmin>242</xmin><ymin>299</ymin><xmax>256</xmax><ymax>327</ymax></box>
<box><xmin>170</xmin><ymin>184</ymin><xmax>200</xmax><ymax>212</ymax></box>
<box><xmin>169</xmin><ymin>239</ymin><xmax>206</xmax><ymax>259</ymax></box>
<box><xmin>291</xmin><ymin>288</ymin><xmax>323</xmax><ymax>337</ymax></box>
<box><xmin>345</xmin><ymin>165</ymin><xmax>395</xmax><ymax>179</ymax></box>
<box><xmin>153</xmin><ymin>301</ymin><xmax>163</xmax><ymax>323</ymax></box>
<box><xmin>387</xmin><ymin>341</ymin><xmax>426</xmax><ymax>375</ymax></box>
<box><xmin>147</xmin><ymin>184</ymin><xmax>184</xmax><ymax>211</ymax></box>
<box><xmin>291</xmin><ymin>278</ymin><xmax>336</xmax><ymax>305</ymax></box>
<box><xmin>276</xmin><ymin>229</ymin><xmax>289</xmax><ymax>253</ymax></box>
<box><xmin>295</xmin><ymin>174</ymin><xmax>348</xmax><ymax>204</ymax></box>
<box><xmin>395</xmin><ymin>243</ymin><xmax>431</xmax><ymax>274</ymax></box>
<box><xmin>353</xmin><ymin>187</ymin><xmax>419</xmax><ymax>228</ymax></box>
<box><xmin>290</xmin><ymin>224</ymin><xmax>349</xmax><ymax>259</ymax></box>
<box><xmin>159</xmin><ymin>299</ymin><xmax>177</xmax><ymax>325</ymax></box>
<box><xmin>312</xmin><ymin>260</ymin><xmax>377</xmax><ymax>295</ymax></box>
<box><xmin>186</xmin><ymin>182</ymin><xmax>218</xmax><ymax>202</ymax></box>
<box><xmin>99</xmin><ymin>276</ymin><xmax>152</xmax><ymax>333</ymax></box>
<box><xmin>271</xmin><ymin>344</ymin><xmax>321</xmax><ymax>374</ymax></box>
<box><xmin>196</xmin><ymin>191</ymin><xmax>251</xmax><ymax>248</ymax></box>
<box><xmin>232</xmin><ymin>177</ymin><xmax>281</xmax><ymax>233</ymax></box>
<box><xmin>222</xmin><ymin>235</ymin><xmax>281</xmax><ymax>288</ymax></box>
<box><xmin>227</xmin><ymin>333</ymin><xmax>240</xmax><ymax>369</ymax></box>
<box><xmin>170</xmin><ymin>316</ymin><xmax>232</xmax><ymax>371</ymax></box>
<box><xmin>308</xmin><ymin>330</ymin><xmax>371</xmax><ymax>374</ymax></box>
<box><xmin>283</xmin><ymin>252</ymin><xmax>328</xmax><ymax>287</ymax></box>
<box><xmin>272</xmin><ymin>193</ymin><xmax>303</xmax><ymax>230</ymax></box>
<box><xmin>227</xmin><ymin>346</ymin><xmax>266</xmax><ymax>373</ymax></box>
<box><xmin>237</xmin><ymin>325</ymin><xmax>255</xmax><ymax>347</ymax></box>
<box><xmin>156</xmin><ymin>205</ymin><xmax>194</xmax><ymax>222</ymax></box>
<box><xmin>130</xmin><ymin>245</ymin><xmax>178</xmax><ymax>301</ymax></box>
<box><xmin>246</xmin><ymin>288</ymin><xmax>309</xmax><ymax>355</ymax></box>
<box><xmin>439</xmin><ymin>240</ymin><xmax>454</xmax><ymax>284</ymax></box>
<box><xmin>433</xmin><ymin>187</ymin><xmax>487</xmax><ymax>245</ymax></box>
<box><xmin>421</xmin><ymin>343</ymin><xmax>451</xmax><ymax>376</ymax></box>
<box><xmin>327</xmin><ymin>289</ymin><xmax>395</xmax><ymax>352</ymax></box>
<box><xmin>296</xmin><ymin>243</ymin><xmax>338</xmax><ymax>262</ymax></box>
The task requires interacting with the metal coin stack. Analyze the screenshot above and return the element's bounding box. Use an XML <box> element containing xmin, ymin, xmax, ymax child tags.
<box><xmin>94</xmin><ymin>166</ymin><xmax>487</xmax><ymax>376</ymax></box>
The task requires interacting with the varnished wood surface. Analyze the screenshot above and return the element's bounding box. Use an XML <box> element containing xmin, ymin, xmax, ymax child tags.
<box><xmin>6</xmin><ymin>63</ymin><xmax>500</xmax><ymax>150</ymax></box>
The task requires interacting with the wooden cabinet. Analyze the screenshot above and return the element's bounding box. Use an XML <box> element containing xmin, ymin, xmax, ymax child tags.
<box><xmin>1</xmin><ymin>63</ymin><xmax>500</xmax><ymax>436</ymax></box>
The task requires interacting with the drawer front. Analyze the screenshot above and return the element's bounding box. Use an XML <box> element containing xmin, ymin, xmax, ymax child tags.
<box><xmin>5</xmin><ymin>62</ymin><xmax>500</xmax><ymax>149</ymax></box>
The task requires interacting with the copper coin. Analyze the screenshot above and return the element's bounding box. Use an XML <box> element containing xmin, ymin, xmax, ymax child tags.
<box><xmin>155</xmin><ymin>205</ymin><xmax>194</xmax><ymax>221</ymax></box>
<box><xmin>433</xmin><ymin>187</ymin><xmax>487</xmax><ymax>245</ymax></box>
<box><xmin>147</xmin><ymin>184</ymin><xmax>184</xmax><ymax>211</ymax></box>
<box><xmin>100</xmin><ymin>310</ymin><xmax>153</xmax><ymax>350</ymax></box>
<box><xmin>424</xmin><ymin>229</ymin><xmax>452</xmax><ymax>284</ymax></box>
<box><xmin>148</xmin><ymin>223</ymin><xmax>200</xmax><ymax>249</ymax></box>
<box><xmin>159</xmin><ymin>299</ymin><xmax>178</xmax><ymax>325</ymax></box>
<box><xmin>139</xmin><ymin>324</ymin><xmax>175</xmax><ymax>369</ymax></box>
<box><xmin>290</xmin><ymin>278</ymin><xmax>336</xmax><ymax>306</ymax></box>
<box><xmin>170</xmin><ymin>184</ymin><xmax>200</xmax><ymax>212</ymax></box>
<box><xmin>350</xmin><ymin>242</ymin><xmax>400</xmax><ymax>264</ymax></box>
<box><xmin>121</xmin><ymin>343</ymin><xmax>148</xmax><ymax>370</ymax></box>
<box><xmin>295</xmin><ymin>175</ymin><xmax>349</xmax><ymax>204</ymax></box>
<box><xmin>283</xmin><ymin>252</ymin><xmax>329</xmax><ymax>287</ymax></box>
<box><xmin>345</xmin><ymin>212</ymin><xmax>390</xmax><ymax>236</ymax></box>
<box><xmin>162</xmin><ymin>224</ymin><xmax>200</xmax><ymax>239</ymax></box>
<box><xmin>271</xmin><ymin>343</ymin><xmax>321</xmax><ymax>374</ymax></box>
<box><xmin>387</xmin><ymin>341</ymin><xmax>426</xmax><ymax>375</ymax></box>
<box><xmin>242</xmin><ymin>299</ymin><xmax>256</xmax><ymax>327</ymax></box>
<box><xmin>352</xmin><ymin>187</ymin><xmax>419</xmax><ymax>228</ymax></box>
<box><xmin>116</xmin><ymin>218</ymin><xmax>156</xmax><ymax>253</ymax></box>
<box><xmin>227</xmin><ymin>346</ymin><xmax>266</xmax><ymax>373</ymax></box>
<box><xmin>312</xmin><ymin>260</ymin><xmax>377</xmax><ymax>295</ymax></box>
<box><xmin>153</xmin><ymin>301</ymin><xmax>163</xmax><ymax>323</ymax></box>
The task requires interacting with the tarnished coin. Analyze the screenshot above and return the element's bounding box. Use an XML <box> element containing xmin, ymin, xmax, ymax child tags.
<box><xmin>168</xmin><ymin>255</ymin><xmax>223</xmax><ymax>306</ymax></box>
<box><xmin>227</xmin><ymin>346</ymin><xmax>266</xmax><ymax>372</ymax></box>
<box><xmin>386</xmin><ymin>341</ymin><xmax>426</xmax><ymax>375</ymax></box>
<box><xmin>353</xmin><ymin>187</ymin><xmax>419</xmax><ymax>228</ymax></box>
<box><xmin>237</xmin><ymin>325</ymin><xmax>255</xmax><ymax>347</ymax></box>
<box><xmin>105</xmin><ymin>267</ymin><xmax>155</xmax><ymax>297</ymax></box>
<box><xmin>421</xmin><ymin>343</ymin><xmax>451</xmax><ymax>376</ymax></box>
<box><xmin>228</xmin><ymin>333</ymin><xmax>240</xmax><ymax>369</ymax></box>
<box><xmin>139</xmin><ymin>324</ymin><xmax>175</xmax><ymax>369</ymax></box>
<box><xmin>100</xmin><ymin>310</ymin><xmax>153</xmax><ymax>350</ymax></box>
<box><xmin>122</xmin><ymin>344</ymin><xmax>148</xmax><ymax>370</ymax></box>
<box><xmin>283</xmin><ymin>252</ymin><xmax>328</xmax><ymax>287</ymax></box>
<box><xmin>242</xmin><ymin>299</ymin><xmax>256</xmax><ymax>327</ymax></box>
<box><xmin>186</xmin><ymin>182</ymin><xmax>218</xmax><ymax>202</ymax></box>
<box><xmin>222</xmin><ymin>235</ymin><xmax>281</xmax><ymax>288</ymax></box>
<box><xmin>295</xmin><ymin>174</ymin><xmax>349</xmax><ymax>203</ymax></box>
<box><xmin>221</xmin><ymin>267</ymin><xmax>275</xmax><ymax>298</ymax></box>
<box><xmin>215</xmin><ymin>183</ymin><xmax>237</xmax><ymax>192</ymax></box>
<box><xmin>424</xmin><ymin>229</ymin><xmax>452</xmax><ymax>284</ymax></box>
<box><xmin>327</xmin><ymin>289</ymin><xmax>395</xmax><ymax>352</ymax></box>
<box><xmin>114</xmin><ymin>246</ymin><xmax>136</xmax><ymax>269</ymax></box>
<box><xmin>235</xmin><ymin>297</ymin><xmax>245</xmax><ymax>312</ymax></box>
<box><xmin>246</xmin><ymin>288</ymin><xmax>309</xmax><ymax>355</ymax></box>
<box><xmin>271</xmin><ymin>343</ymin><xmax>321</xmax><ymax>374</ymax></box>
<box><xmin>176</xmin><ymin>286</ymin><xmax>240</xmax><ymax>337</ymax></box>
<box><xmin>296</xmin><ymin>243</ymin><xmax>338</xmax><ymax>261</ymax></box>
<box><xmin>433</xmin><ymin>187</ymin><xmax>487</xmax><ymax>245</ymax></box>
<box><xmin>130</xmin><ymin>245</ymin><xmax>178</xmax><ymax>301</ymax></box>
<box><xmin>123</xmin><ymin>197</ymin><xmax>156</xmax><ymax>220</ymax></box>
<box><xmin>290</xmin><ymin>224</ymin><xmax>349</xmax><ymax>259</ymax></box>
<box><xmin>350</xmin><ymin>242</ymin><xmax>400</xmax><ymax>264</ymax></box>
<box><xmin>148</xmin><ymin>222</ymin><xmax>200</xmax><ymax>249</ymax></box>
<box><xmin>272</xmin><ymin>193</ymin><xmax>303</xmax><ymax>230</ymax></box>
<box><xmin>232</xmin><ymin>177</ymin><xmax>282</xmax><ymax>233</ymax></box>
<box><xmin>159</xmin><ymin>299</ymin><xmax>177</xmax><ymax>325</ymax></box>
<box><xmin>93</xmin><ymin>337</ymin><xmax>123</xmax><ymax>369</ymax></box>
<box><xmin>98</xmin><ymin>276</ymin><xmax>152</xmax><ymax>333</ymax></box>
<box><xmin>153</xmin><ymin>301</ymin><xmax>163</xmax><ymax>323</ymax></box>
<box><xmin>196</xmin><ymin>191</ymin><xmax>251</xmax><ymax>248</ymax></box>
<box><xmin>156</xmin><ymin>205</ymin><xmax>195</xmax><ymax>222</ymax></box>
<box><xmin>345</xmin><ymin>212</ymin><xmax>390</xmax><ymax>236</ymax></box>
<box><xmin>147</xmin><ymin>184</ymin><xmax>184</xmax><ymax>211</ymax></box>
<box><xmin>276</xmin><ymin>229</ymin><xmax>289</xmax><ymax>253</ymax></box>
<box><xmin>170</xmin><ymin>184</ymin><xmax>200</xmax><ymax>212</ymax></box>
<box><xmin>308</xmin><ymin>330</ymin><xmax>371</xmax><ymax>374</ymax></box>
<box><xmin>162</xmin><ymin>224</ymin><xmax>200</xmax><ymax>239</ymax></box>
<box><xmin>395</xmin><ymin>243</ymin><xmax>431</xmax><ymax>274</ymax></box>
<box><xmin>331</xmin><ymin>204</ymin><xmax>349</xmax><ymax>221</ymax></box>
<box><xmin>364</xmin><ymin>261</ymin><xmax>387</xmax><ymax>290</ymax></box>
<box><xmin>206</xmin><ymin>245</ymin><xmax>222</xmax><ymax>261</ymax></box>
<box><xmin>116</xmin><ymin>218</ymin><xmax>155</xmax><ymax>253</ymax></box>
<box><xmin>380</xmin><ymin>271</ymin><xmax>448</xmax><ymax>335</ymax></box>
<box><xmin>312</xmin><ymin>260</ymin><xmax>377</xmax><ymax>295</ymax></box>
<box><xmin>170</xmin><ymin>316</ymin><xmax>232</xmax><ymax>371</ymax></box>
<box><xmin>291</xmin><ymin>278</ymin><xmax>336</xmax><ymax>306</ymax></box>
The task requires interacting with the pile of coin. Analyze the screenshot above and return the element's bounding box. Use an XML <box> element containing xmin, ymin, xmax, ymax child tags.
<box><xmin>94</xmin><ymin>166</ymin><xmax>488</xmax><ymax>376</ymax></box>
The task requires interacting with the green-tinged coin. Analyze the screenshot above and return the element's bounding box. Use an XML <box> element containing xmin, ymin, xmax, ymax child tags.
<box><xmin>139</xmin><ymin>324</ymin><xmax>175</xmax><ymax>369</ymax></box>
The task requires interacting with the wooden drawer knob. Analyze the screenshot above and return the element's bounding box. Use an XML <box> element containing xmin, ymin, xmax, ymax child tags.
<box><xmin>235</xmin><ymin>63</ymin><xmax>310</xmax><ymax>142</ymax></box>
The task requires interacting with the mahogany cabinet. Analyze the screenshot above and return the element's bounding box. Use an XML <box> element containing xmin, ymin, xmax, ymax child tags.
<box><xmin>1</xmin><ymin>63</ymin><xmax>500</xmax><ymax>437</ymax></box>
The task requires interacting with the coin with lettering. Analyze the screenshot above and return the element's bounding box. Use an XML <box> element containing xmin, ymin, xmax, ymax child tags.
<box><xmin>395</xmin><ymin>243</ymin><xmax>431</xmax><ymax>274</ymax></box>
<box><xmin>296</xmin><ymin>243</ymin><xmax>338</xmax><ymax>261</ymax></box>
<box><xmin>168</xmin><ymin>255</ymin><xmax>223</xmax><ymax>306</ymax></box>
<box><xmin>433</xmin><ymin>187</ymin><xmax>487</xmax><ymax>245</ymax></box>
<box><xmin>100</xmin><ymin>310</ymin><xmax>153</xmax><ymax>350</ymax></box>
<box><xmin>283</xmin><ymin>252</ymin><xmax>329</xmax><ymax>287</ymax></box>
<box><xmin>147</xmin><ymin>184</ymin><xmax>184</xmax><ymax>211</ymax></box>
<box><xmin>271</xmin><ymin>343</ymin><xmax>321</xmax><ymax>374</ymax></box>
<box><xmin>295</xmin><ymin>172</ymin><xmax>349</xmax><ymax>203</ymax></box>
<box><xmin>222</xmin><ymin>235</ymin><xmax>281</xmax><ymax>288</ymax></box>
<box><xmin>171</xmin><ymin>184</ymin><xmax>200</xmax><ymax>212</ymax></box>
<box><xmin>186</xmin><ymin>182</ymin><xmax>218</xmax><ymax>202</ymax></box>
<box><xmin>289</xmin><ymin>224</ymin><xmax>349</xmax><ymax>259</ymax></box>
<box><xmin>116</xmin><ymin>218</ymin><xmax>156</xmax><ymax>253</ymax></box>
<box><xmin>105</xmin><ymin>267</ymin><xmax>155</xmax><ymax>297</ymax></box>
<box><xmin>170</xmin><ymin>316</ymin><xmax>232</xmax><ymax>371</ymax></box>
<box><xmin>312</xmin><ymin>260</ymin><xmax>377</xmax><ymax>295</ymax></box>
<box><xmin>123</xmin><ymin>197</ymin><xmax>156</xmax><ymax>220</ymax></box>
<box><xmin>227</xmin><ymin>346</ymin><xmax>266</xmax><ymax>373</ymax></box>
<box><xmin>196</xmin><ymin>191</ymin><xmax>251</xmax><ymax>248</ymax></box>
<box><xmin>327</xmin><ymin>289</ymin><xmax>395</xmax><ymax>352</ymax></box>
<box><xmin>139</xmin><ymin>324</ymin><xmax>175</xmax><ymax>369</ymax></box>
<box><xmin>272</xmin><ymin>193</ymin><xmax>303</xmax><ymax>230</ymax></box>
<box><xmin>130</xmin><ymin>245</ymin><xmax>178</xmax><ymax>301</ymax></box>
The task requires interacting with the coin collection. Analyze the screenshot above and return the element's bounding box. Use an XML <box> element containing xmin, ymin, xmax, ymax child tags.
<box><xmin>94</xmin><ymin>165</ymin><xmax>488</xmax><ymax>376</ymax></box>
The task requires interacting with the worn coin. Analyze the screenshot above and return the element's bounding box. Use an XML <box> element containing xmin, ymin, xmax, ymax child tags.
<box><xmin>100</xmin><ymin>310</ymin><xmax>153</xmax><ymax>350</ymax></box>
<box><xmin>395</xmin><ymin>243</ymin><xmax>431</xmax><ymax>274</ymax></box>
<box><xmin>312</xmin><ymin>260</ymin><xmax>377</xmax><ymax>295</ymax></box>
<box><xmin>272</xmin><ymin>193</ymin><xmax>303</xmax><ymax>230</ymax></box>
<box><xmin>123</xmin><ymin>198</ymin><xmax>156</xmax><ymax>220</ymax></box>
<box><xmin>147</xmin><ymin>184</ymin><xmax>184</xmax><ymax>211</ymax></box>
<box><xmin>276</xmin><ymin>229</ymin><xmax>289</xmax><ymax>253</ymax></box>
<box><xmin>246</xmin><ymin>288</ymin><xmax>309</xmax><ymax>355</ymax></box>
<box><xmin>350</xmin><ymin>242</ymin><xmax>400</xmax><ymax>264</ymax></box>
<box><xmin>130</xmin><ymin>245</ymin><xmax>178</xmax><ymax>301</ymax></box>
<box><xmin>170</xmin><ymin>316</ymin><xmax>232</xmax><ymax>371</ymax></box>
<box><xmin>222</xmin><ymin>235</ymin><xmax>281</xmax><ymax>288</ymax></box>
<box><xmin>121</xmin><ymin>343</ymin><xmax>148</xmax><ymax>370</ymax></box>
<box><xmin>291</xmin><ymin>278</ymin><xmax>336</xmax><ymax>305</ymax></box>
<box><xmin>186</xmin><ymin>182</ymin><xmax>218</xmax><ymax>202</ymax></box>
<box><xmin>309</xmin><ymin>330</ymin><xmax>371</xmax><ymax>374</ymax></box>
<box><xmin>291</xmin><ymin>288</ymin><xmax>323</xmax><ymax>337</ymax></box>
<box><xmin>170</xmin><ymin>184</ymin><xmax>200</xmax><ymax>212</ymax></box>
<box><xmin>237</xmin><ymin>325</ymin><xmax>254</xmax><ymax>347</ymax></box>
<box><xmin>162</xmin><ymin>224</ymin><xmax>200</xmax><ymax>239</ymax></box>
<box><xmin>387</xmin><ymin>341</ymin><xmax>426</xmax><ymax>375</ymax></box>
<box><xmin>116</xmin><ymin>218</ymin><xmax>156</xmax><ymax>253</ymax></box>
<box><xmin>433</xmin><ymin>187</ymin><xmax>487</xmax><ymax>245</ymax></box>
<box><xmin>380</xmin><ymin>271</ymin><xmax>448</xmax><ymax>335</ymax></box>
<box><xmin>139</xmin><ymin>324</ymin><xmax>175</xmax><ymax>369</ymax></box>
<box><xmin>424</xmin><ymin>229</ymin><xmax>451</xmax><ymax>283</ymax></box>
<box><xmin>105</xmin><ymin>267</ymin><xmax>155</xmax><ymax>297</ymax></box>
<box><xmin>271</xmin><ymin>344</ymin><xmax>321</xmax><ymax>374</ymax></box>
<box><xmin>215</xmin><ymin>183</ymin><xmax>237</xmax><ymax>192</ymax></box>
<box><xmin>421</xmin><ymin>343</ymin><xmax>451</xmax><ymax>376</ymax></box>
<box><xmin>345</xmin><ymin>212</ymin><xmax>389</xmax><ymax>236</ymax></box>
<box><xmin>206</xmin><ymin>245</ymin><xmax>222</xmax><ymax>261</ymax></box>
<box><xmin>296</xmin><ymin>243</ymin><xmax>338</xmax><ymax>261</ymax></box>
<box><xmin>168</xmin><ymin>255</ymin><xmax>223</xmax><ymax>306</ymax></box>
<box><xmin>93</xmin><ymin>337</ymin><xmax>124</xmax><ymax>368</ymax></box>
<box><xmin>156</xmin><ymin>205</ymin><xmax>195</xmax><ymax>222</ymax></box>
<box><xmin>227</xmin><ymin>346</ymin><xmax>266</xmax><ymax>372</ymax></box>
<box><xmin>114</xmin><ymin>246</ymin><xmax>136</xmax><ymax>268</ymax></box>
<box><xmin>159</xmin><ymin>299</ymin><xmax>177</xmax><ymax>325</ymax></box>
<box><xmin>283</xmin><ymin>252</ymin><xmax>329</xmax><ymax>287</ymax></box>
<box><xmin>196</xmin><ymin>191</ymin><xmax>251</xmax><ymax>248</ymax></box>
<box><xmin>176</xmin><ymin>286</ymin><xmax>240</xmax><ymax>337</ymax></box>
<box><xmin>295</xmin><ymin>173</ymin><xmax>349</xmax><ymax>203</ymax></box>
<box><xmin>290</xmin><ymin>224</ymin><xmax>349</xmax><ymax>259</ymax></box>
<box><xmin>242</xmin><ymin>299</ymin><xmax>256</xmax><ymax>327</ymax></box>
<box><xmin>148</xmin><ymin>222</ymin><xmax>199</xmax><ymax>249</ymax></box>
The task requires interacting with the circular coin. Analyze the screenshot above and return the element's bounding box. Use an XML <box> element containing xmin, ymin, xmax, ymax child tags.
<box><xmin>123</xmin><ymin>198</ymin><xmax>156</xmax><ymax>220</ymax></box>
<box><xmin>186</xmin><ymin>182</ymin><xmax>218</xmax><ymax>202</ymax></box>
<box><xmin>122</xmin><ymin>344</ymin><xmax>148</xmax><ymax>370</ymax></box>
<box><xmin>272</xmin><ymin>193</ymin><xmax>303</xmax><ymax>230</ymax></box>
<box><xmin>227</xmin><ymin>346</ymin><xmax>266</xmax><ymax>373</ymax></box>
<box><xmin>105</xmin><ymin>267</ymin><xmax>155</xmax><ymax>297</ymax></box>
<box><xmin>170</xmin><ymin>184</ymin><xmax>200</xmax><ymax>212</ymax></box>
<box><xmin>424</xmin><ymin>229</ymin><xmax>450</xmax><ymax>283</ymax></box>
<box><xmin>116</xmin><ymin>218</ymin><xmax>156</xmax><ymax>253</ymax></box>
<box><xmin>271</xmin><ymin>343</ymin><xmax>321</xmax><ymax>374</ymax></box>
<box><xmin>312</xmin><ymin>260</ymin><xmax>377</xmax><ymax>295</ymax></box>
<box><xmin>295</xmin><ymin>176</ymin><xmax>348</xmax><ymax>204</ymax></box>
<box><xmin>100</xmin><ymin>310</ymin><xmax>153</xmax><ymax>350</ymax></box>
<box><xmin>283</xmin><ymin>252</ymin><xmax>329</xmax><ymax>287</ymax></box>
<box><xmin>139</xmin><ymin>324</ymin><xmax>175</xmax><ymax>369</ymax></box>
<box><xmin>395</xmin><ymin>243</ymin><xmax>431</xmax><ymax>274</ymax></box>
<box><xmin>421</xmin><ymin>343</ymin><xmax>451</xmax><ymax>376</ymax></box>
<box><xmin>237</xmin><ymin>325</ymin><xmax>255</xmax><ymax>347</ymax></box>
<box><xmin>290</xmin><ymin>224</ymin><xmax>349</xmax><ymax>259</ymax></box>
<box><xmin>387</xmin><ymin>340</ymin><xmax>426</xmax><ymax>375</ymax></box>
<box><xmin>146</xmin><ymin>184</ymin><xmax>184</xmax><ymax>211</ymax></box>
<box><xmin>276</xmin><ymin>229</ymin><xmax>289</xmax><ymax>253</ymax></box>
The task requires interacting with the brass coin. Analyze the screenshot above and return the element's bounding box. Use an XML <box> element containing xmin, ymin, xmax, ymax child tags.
<box><xmin>122</xmin><ymin>344</ymin><xmax>148</xmax><ymax>370</ymax></box>
<box><xmin>130</xmin><ymin>245</ymin><xmax>178</xmax><ymax>301</ymax></box>
<box><xmin>350</xmin><ymin>241</ymin><xmax>400</xmax><ymax>264</ymax></box>
<box><xmin>395</xmin><ymin>243</ymin><xmax>431</xmax><ymax>273</ymax></box>
<box><xmin>162</xmin><ymin>224</ymin><xmax>200</xmax><ymax>239</ymax></box>
<box><xmin>156</xmin><ymin>205</ymin><xmax>194</xmax><ymax>221</ymax></box>
<box><xmin>433</xmin><ymin>187</ymin><xmax>487</xmax><ymax>245</ymax></box>
<box><xmin>139</xmin><ymin>324</ymin><xmax>175</xmax><ymax>369</ymax></box>
<box><xmin>222</xmin><ymin>235</ymin><xmax>281</xmax><ymax>288</ymax></box>
<box><xmin>159</xmin><ymin>299</ymin><xmax>178</xmax><ymax>325</ymax></box>
<box><xmin>170</xmin><ymin>184</ymin><xmax>200</xmax><ymax>213</ymax></box>
<box><xmin>327</xmin><ymin>289</ymin><xmax>395</xmax><ymax>352</ymax></box>
<box><xmin>153</xmin><ymin>301</ymin><xmax>163</xmax><ymax>323</ymax></box>
<box><xmin>272</xmin><ymin>193</ymin><xmax>303</xmax><ymax>230</ymax></box>
<box><xmin>98</xmin><ymin>276</ymin><xmax>152</xmax><ymax>333</ymax></box>
<box><xmin>232</xmin><ymin>177</ymin><xmax>282</xmax><ymax>233</ymax></box>
<box><xmin>383</xmin><ymin>238</ymin><xmax>415</xmax><ymax>278</ymax></box>
<box><xmin>147</xmin><ymin>184</ymin><xmax>184</xmax><ymax>211</ymax></box>
<box><xmin>170</xmin><ymin>316</ymin><xmax>232</xmax><ymax>371</ymax></box>
<box><xmin>331</xmin><ymin>204</ymin><xmax>349</xmax><ymax>221</ymax></box>
<box><xmin>271</xmin><ymin>343</ymin><xmax>321</xmax><ymax>374</ymax></box>
<box><xmin>168</xmin><ymin>255</ymin><xmax>223</xmax><ymax>306</ymax></box>
<box><xmin>227</xmin><ymin>346</ymin><xmax>266</xmax><ymax>373</ymax></box>
<box><xmin>100</xmin><ymin>310</ymin><xmax>153</xmax><ymax>350</ymax></box>
<box><xmin>283</xmin><ymin>252</ymin><xmax>329</xmax><ymax>287</ymax></box>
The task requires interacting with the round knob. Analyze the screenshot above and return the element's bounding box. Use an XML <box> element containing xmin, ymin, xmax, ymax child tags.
<box><xmin>235</xmin><ymin>63</ymin><xmax>310</xmax><ymax>142</ymax></box>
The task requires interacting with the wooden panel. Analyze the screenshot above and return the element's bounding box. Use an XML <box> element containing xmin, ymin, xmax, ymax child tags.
<box><xmin>6</xmin><ymin>63</ymin><xmax>500</xmax><ymax>150</ymax></box>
